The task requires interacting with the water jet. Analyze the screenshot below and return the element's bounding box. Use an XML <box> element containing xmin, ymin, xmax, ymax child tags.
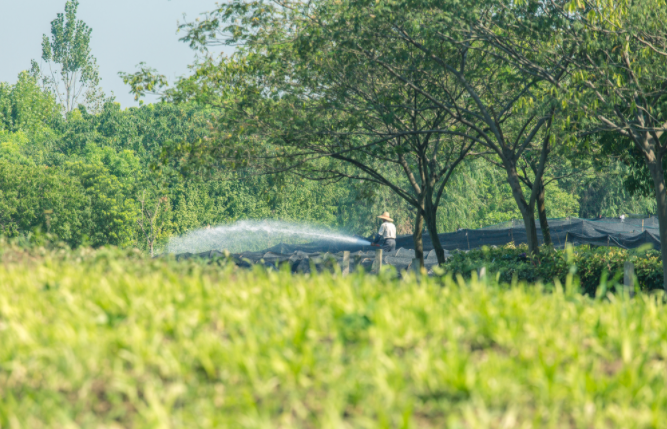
<box><xmin>163</xmin><ymin>220</ymin><xmax>370</xmax><ymax>254</ymax></box>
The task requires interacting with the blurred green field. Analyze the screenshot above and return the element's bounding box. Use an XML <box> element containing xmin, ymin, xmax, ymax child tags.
<box><xmin>1</xmin><ymin>247</ymin><xmax>667</xmax><ymax>428</ymax></box>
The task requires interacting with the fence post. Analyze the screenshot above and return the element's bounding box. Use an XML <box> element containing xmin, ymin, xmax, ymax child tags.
<box><xmin>373</xmin><ymin>249</ymin><xmax>383</xmax><ymax>274</ymax></box>
<box><xmin>624</xmin><ymin>261</ymin><xmax>635</xmax><ymax>298</ymax></box>
<box><xmin>479</xmin><ymin>266</ymin><xmax>486</xmax><ymax>280</ymax></box>
<box><xmin>342</xmin><ymin>251</ymin><xmax>350</xmax><ymax>276</ymax></box>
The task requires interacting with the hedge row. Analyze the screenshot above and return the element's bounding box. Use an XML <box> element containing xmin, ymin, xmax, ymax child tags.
<box><xmin>442</xmin><ymin>244</ymin><xmax>664</xmax><ymax>294</ymax></box>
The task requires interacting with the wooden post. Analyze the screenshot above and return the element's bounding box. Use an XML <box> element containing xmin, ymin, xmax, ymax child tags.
<box><xmin>624</xmin><ymin>262</ymin><xmax>635</xmax><ymax>297</ymax></box>
<box><xmin>479</xmin><ymin>266</ymin><xmax>486</xmax><ymax>279</ymax></box>
<box><xmin>373</xmin><ymin>249</ymin><xmax>383</xmax><ymax>273</ymax></box>
<box><xmin>342</xmin><ymin>251</ymin><xmax>350</xmax><ymax>276</ymax></box>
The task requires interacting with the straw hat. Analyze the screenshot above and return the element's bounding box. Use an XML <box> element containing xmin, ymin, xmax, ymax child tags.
<box><xmin>377</xmin><ymin>212</ymin><xmax>394</xmax><ymax>222</ymax></box>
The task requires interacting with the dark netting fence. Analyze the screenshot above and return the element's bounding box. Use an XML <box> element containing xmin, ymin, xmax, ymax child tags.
<box><xmin>422</xmin><ymin>216</ymin><xmax>660</xmax><ymax>252</ymax></box>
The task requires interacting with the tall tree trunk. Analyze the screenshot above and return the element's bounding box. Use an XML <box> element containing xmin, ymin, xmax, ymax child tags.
<box><xmin>506</xmin><ymin>165</ymin><xmax>540</xmax><ymax>253</ymax></box>
<box><xmin>647</xmin><ymin>155</ymin><xmax>667</xmax><ymax>291</ymax></box>
<box><xmin>521</xmin><ymin>206</ymin><xmax>540</xmax><ymax>254</ymax></box>
<box><xmin>424</xmin><ymin>198</ymin><xmax>446</xmax><ymax>265</ymax></box>
<box><xmin>537</xmin><ymin>179</ymin><xmax>552</xmax><ymax>247</ymax></box>
<box><xmin>413</xmin><ymin>210</ymin><xmax>425</xmax><ymax>269</ymax></box>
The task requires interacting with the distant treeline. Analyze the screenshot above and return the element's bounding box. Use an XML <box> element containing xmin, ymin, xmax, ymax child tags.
<box><xmin>0</xmin><ymin>70</ymin><xmax>656</xmax><ymax>252</ymax></box>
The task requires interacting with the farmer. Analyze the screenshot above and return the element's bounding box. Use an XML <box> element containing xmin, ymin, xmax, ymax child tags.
<box><xmin>374</xmin><ymin>211</ymin><xmax>396</xmax><ymax>253</ymax></box>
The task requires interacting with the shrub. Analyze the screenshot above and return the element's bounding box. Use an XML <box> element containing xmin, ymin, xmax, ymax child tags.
<box><xmin>1</xmin><ymin>247</ymin><xmax>667</xmax><ymax>427</ymax></box>
<box><xmin>443</xmin><ymin>244</ymin><xmax>663</xmax><ymax>294</ymax></box>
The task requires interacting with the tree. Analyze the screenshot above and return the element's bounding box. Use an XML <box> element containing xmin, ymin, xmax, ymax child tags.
<box><xmin>514</xmin><ymin>129</ymin><xmax>590</xmax><ymax>247</ymax></box>
<box><xmin>551</xmin><ymin>0</ymin><xmax>667</xmax><ymax>289</ymax></box>
<box><xmin>0</xmin><ymin>71</ymin><xmax>60</xmax><ymax>133</ymax></box>
<box><xmin>357</xmin><ymin>0</ymin><xmax>574</xmax><ymax>254</ymax></box>
<box><xmin>65</xmin><ymin>162</ymin><xmax>139</xmax><ymax>247</ymax></box>
<box><xmin>173</xmin><ymin>0</ymin><xmax>579</xmax><ymax>255</ymax></box>
<box><xmin>0</xmin><ymin>161</ymin><xmax>87</xmax><ymax>244</ymax></box>
<box><xmin>36</xmin><ymin>0</ymin><xmax>107</xmax><ymax>114</ymax></box>
<box><xmin>437</xmin><ymin>158</ymin><xmax>580</xmax><ymax>231</ymax></box>
<box><xmin>576</xmin><ymin>159</ymin><xmax>656</xmax><ymax>218</ymax></box>
<box><xmin>137</xmin><ymin>190</ymin><xmax>170</xmax><ymax>257</ymax></box>
<box><xmin>145</xmin><ymin>0</ymin><xmax>485</xmax><ymax>265</ymax></box>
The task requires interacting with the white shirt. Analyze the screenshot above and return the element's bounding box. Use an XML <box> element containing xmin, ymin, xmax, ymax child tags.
<box><xmin>378</xmin><ymin>222</ymin><xmax>396</xmax><ymax>239</ymax></box>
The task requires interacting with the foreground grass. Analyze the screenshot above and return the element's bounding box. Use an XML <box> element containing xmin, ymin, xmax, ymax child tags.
<box><xmin>1</xmin><ymin>249</ymin><xmax>667</xmax><ymax>428</ymax></box>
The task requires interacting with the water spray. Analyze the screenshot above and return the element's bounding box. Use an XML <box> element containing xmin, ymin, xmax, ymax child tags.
<box><xmin>163</xmin><ymin>220</ymin><xmax>371</xmax><ymax>254</ymax></box>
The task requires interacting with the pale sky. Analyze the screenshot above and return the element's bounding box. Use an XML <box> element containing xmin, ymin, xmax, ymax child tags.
<box><xmin>0</xmin><ymin>0</ymin><xmax>234</xmax><ymax>107</ymax></box>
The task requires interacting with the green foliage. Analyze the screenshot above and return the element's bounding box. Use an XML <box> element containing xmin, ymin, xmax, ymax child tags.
<box><xmin>577</xmin><ymin>161</ymin><xmax>657</xmax><ymax>218</ymax></box>
<box><xmin>64</xmin><ymin>162</ymin><xmax>139</xmax><ymax>247</ymax></box>
<box><xmin>0</xmin><ymin>160</ymin><xmax>142</xmax><ymax>248</ymax></box>
<box><xmin>0</xmin><ymin>85</ymin><xmax>401</xmax><ymax>247</ymax></box>
<box><xmin>118</xmin><ymin>62</ymin><xmax>169</xmax><ymax>102</ymax></box>
<box><xmin>0</xmin><ymin>71</ymin><xmax>60</xmax><ymax>134</ymax></box>
<box><xmin>51</xmin><ymin>101</ymin><xmax>183</xmax><ymax>162</ymax></box>
<box><xmin>172</xmin><ymin>0</ymin><xmax>579</xmax><ymax>255</ymax></box>
<box><xmin>0</xmin><ymin>131</ymin><xmax>38</xmax><ymax>166</ymax></box>
<box><xmin>2</xmin><ymin>8</ymin><xmax>660</xmax><ymax>252</ymax></box>
<box><xmin>0</xmin><ymin>68</ymin><xmax>654</xmax><ymax>251</ymax></box>
<box><xmin>37</xmin><ymin>0</ymin><xmax>106</xmax><ymax>113</ymax></box>
<box><xmin>445</xmin><ymin>244</ymin><xmax>663</xmax><ymax>295</ymax></box>
<box><xmin>0</xmin><ymin>161</ymin><xmax>87</xmax><ymax>244</ymax></box>
<box><xmin>438</xmin><ymin>159</ymin><xmax>580</xmax><ymax>231</ymax></box>
<box><xmin>1</xmin><ymin>248</ymin><xmax>667</xmax><ymax>427</ymax></box>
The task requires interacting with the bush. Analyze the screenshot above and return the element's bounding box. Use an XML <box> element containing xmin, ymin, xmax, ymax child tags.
<box><xmin>1</xmin><ymin>247</ymin><xmax>667</xmax><ymax>427</ymax></box>
<box><xmin>443</xmin><ymin>244</ymin><xmax>663</xmax><ymax>294</ymax></box>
